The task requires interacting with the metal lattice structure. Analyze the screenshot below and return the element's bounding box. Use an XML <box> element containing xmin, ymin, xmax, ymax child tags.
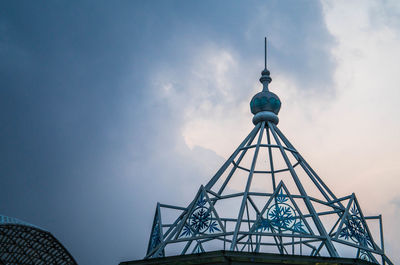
<box><xmin>0</xmin><ymin>215</ymin><xmax>77</xmax><ymax>265</ymax></box>
<box><xmin>145</xmin><ymin>39</ymin><xmax>393</xmax><ymax>264</ymax></box>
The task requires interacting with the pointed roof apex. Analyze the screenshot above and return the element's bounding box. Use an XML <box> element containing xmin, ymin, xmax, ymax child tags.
<box><xmin>260</xmin><ymin>37</ymin><xmax>272</xmax><ymax>91</ymax></box>
<box><xmin>250</xmin><ymin>37</ymin><xmax>281</xmax><ymax>125</ymax></box>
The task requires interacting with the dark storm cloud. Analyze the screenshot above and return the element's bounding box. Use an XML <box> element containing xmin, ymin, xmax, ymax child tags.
<box><xmin>0</xmin><ymin>1</ymin><xmax>335</xmax><ymax>265</ymax></box>
<box><xmin>261</xmin><ymin>1</ymin><xmax>336</xmax><ymax>93</ymax></box>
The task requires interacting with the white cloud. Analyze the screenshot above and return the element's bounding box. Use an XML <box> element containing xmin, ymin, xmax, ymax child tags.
<box><xmin>154</xmin><ymin>43</ymin><xmax>259</xmax><ymax>158</ymax></box>
<box><xmin>319</xmin><ymin>1</ymin><xmax>400</xmax><ymax>261</ymax></box>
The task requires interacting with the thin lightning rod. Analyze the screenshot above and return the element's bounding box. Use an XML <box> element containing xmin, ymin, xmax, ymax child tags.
<box><xmin>264</xmin><ymin>37</ymin><xmax>267</xmax><ymax>69</ymax></box>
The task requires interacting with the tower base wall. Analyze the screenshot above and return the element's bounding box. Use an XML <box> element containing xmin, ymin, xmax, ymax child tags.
<box><xmin>120</xmin><ymin>251</ymin><xmax>374</xmax><ymax>265</ymax></box>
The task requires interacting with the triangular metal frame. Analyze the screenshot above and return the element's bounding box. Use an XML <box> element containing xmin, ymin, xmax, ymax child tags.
<box><xmin>146</xmin><ymin>203</ymin><xmax>164</xmax><ymax>258</ymax></box>
<box><xmin>177</xmin><ymin>186</ymin><xmax>226</xmax><ymax>252</ymax></box>
<box><xmin>238</xmin><ymin>181</ymin><xmax>316</xmax><ymax>254</ymax></box>
<box><xmin>142</xmin><ymin>47</ymin><xmax>393</xmax><ymax>263</ymax></box>
<box><xmin>144</xmin><ymin>120</ymin><xmax>393</xmax><ymax>264</ymax></box>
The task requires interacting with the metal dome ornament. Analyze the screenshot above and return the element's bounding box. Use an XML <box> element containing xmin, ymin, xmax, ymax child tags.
<box><xmin>144</xmin><ymin>38</ymin><xmax>393</xmax><ymax>264</ymax></box>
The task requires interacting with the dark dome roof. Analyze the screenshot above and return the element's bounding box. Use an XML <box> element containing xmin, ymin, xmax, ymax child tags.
<box><xmin>0</xmin><ymin>215</ymin><xmax>77</xmax><ymax>265</ymax></box>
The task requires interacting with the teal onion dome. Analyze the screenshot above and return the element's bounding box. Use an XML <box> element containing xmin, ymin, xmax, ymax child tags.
<box><xmin>250</xmin><ymin>91</ymin><xmax>281</xmax><ymax>115</ymax></box>
<box><xmin>250</xmin><ymin>38</ymin><xmax>281</xmax><ymax>125</ymax></box>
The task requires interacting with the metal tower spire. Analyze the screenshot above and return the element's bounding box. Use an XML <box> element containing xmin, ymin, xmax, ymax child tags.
<box><xmin>260</xmin><ymin>37</ymin><xmax>272</xmax><ymax>92</ymax></box>
<box><xmin>143</xmin><ymin>39</ymin><xmax>393</xmax><ymax>265</ymax></box>
<box><xmin>264</xmin><ymin>37</ymin><xmax>267</xmax><ymax>70</ymax></box>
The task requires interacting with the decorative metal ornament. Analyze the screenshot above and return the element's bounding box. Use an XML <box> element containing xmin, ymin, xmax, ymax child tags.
<box><xmin>180</xmin><ymin>192</ymin><xmax>221</xmax><ymax>238</ymax></box>
<box><xmin>360</xmin><ymin>250</ymin><xmax>372</xmax><ymax>262</ymax></box>
<box><xmin>339</xmin><ymin>205</ymin><xmax>371</xmax><ymax>247</ymax></box>
<box><xmin>267</xmin><ymin>197</ymin><xmax>299</xmax><ymax>232</ymax></box>
<box><xmin>150</xmin><ymin>218</ymin><xmax>162</xmax><ymax>249</ymax></box>
<box><xmin>144</xmin><ymin>38</ymin><xmax>393</xmax><ymax>265</ymax></box>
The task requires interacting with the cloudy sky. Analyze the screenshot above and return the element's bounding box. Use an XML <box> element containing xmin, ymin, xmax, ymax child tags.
<box><xmin>1</xmin><ymin>1</ymin><xmax>399</xmax><ymax>264</ymax></box>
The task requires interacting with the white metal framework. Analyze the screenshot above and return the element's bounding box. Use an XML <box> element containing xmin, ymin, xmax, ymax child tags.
<box><xmin>145</xmin><ymin>39</ymin><xmax>393</xmax><ymax>264</ymax></box>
